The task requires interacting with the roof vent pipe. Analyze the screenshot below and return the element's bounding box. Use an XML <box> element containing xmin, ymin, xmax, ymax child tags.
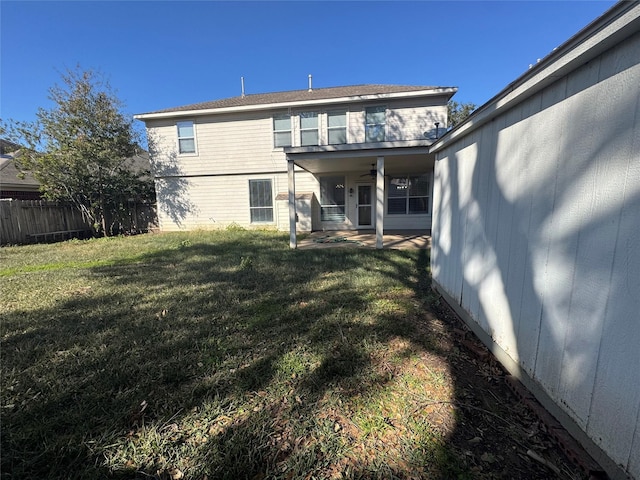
<box><xmin>308</xmin><ymin>74</ymin><xmax>312</xmax><ymax>92</ymax></box>
<box><xmin>241</xmin><ymin>77</ymin><xmax>245</xmax><ymax>98</ymax></box>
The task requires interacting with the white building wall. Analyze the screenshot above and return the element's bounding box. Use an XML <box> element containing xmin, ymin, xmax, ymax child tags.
<box><xmin>431</xmin><ymin>30</ymin><xmax>640</xmax><ymax>478</ymax></box>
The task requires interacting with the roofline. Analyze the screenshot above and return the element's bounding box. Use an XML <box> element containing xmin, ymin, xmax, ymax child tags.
<box><xmin>430</xmin><ymin>1</ymin><xmax>640</xmax><ymax>153</ymax></box>
<box><xmin>134</xmin><ymin>87</ymin><xmax>458</xmax><ymax>121</ymax></box>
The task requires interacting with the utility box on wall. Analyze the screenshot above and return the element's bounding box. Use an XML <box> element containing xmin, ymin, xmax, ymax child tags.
<box><xmin>275</xmin><ymin>192</ymin><xmax>315</xmax><ymax>232</ymax></box>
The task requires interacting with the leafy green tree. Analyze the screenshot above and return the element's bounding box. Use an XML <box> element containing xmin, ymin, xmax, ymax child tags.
<box><xmin>1</xmin><ymin>68</ymin><xmax>154</xmax><ymax>235</ymax></box>
<box><xmin>447</xmin><ymin>100</ymin><xmax>477</xmax><ymax>129</ymax></box>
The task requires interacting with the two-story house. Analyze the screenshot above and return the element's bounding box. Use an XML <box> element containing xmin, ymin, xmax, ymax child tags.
<box><xmin>135</xmin><ymin>83</ymin><xmax>457</xmax><ymax>247</ymax></box>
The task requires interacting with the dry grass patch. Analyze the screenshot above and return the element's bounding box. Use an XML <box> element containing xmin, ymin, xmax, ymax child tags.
<box><xmin>1</xmin><ymin>231</ymin><xmax>583</xmax><ymax>479</ymax></box>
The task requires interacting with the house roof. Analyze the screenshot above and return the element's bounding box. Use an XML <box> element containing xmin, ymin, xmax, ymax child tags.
<box><xmin>135</xmin><ymin>84</ymin><xmax>457</xmax><ymax>120</ymax></box>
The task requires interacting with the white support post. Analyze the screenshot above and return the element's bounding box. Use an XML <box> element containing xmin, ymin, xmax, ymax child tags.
<box><xmin>287</xmin><ymin>158</ymin><xmax>297</xmax><ymax>249</ymax></box>
<box><xmin>376</xmin><ymin>156</ymin><xmax>384</xmax><ymax>249</ymax></box>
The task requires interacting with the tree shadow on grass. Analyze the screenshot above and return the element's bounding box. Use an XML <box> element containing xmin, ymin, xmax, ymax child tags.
<box><xmin>1</xmin><ymin>233</ymin><xmax>580</xmax><ymax>479</ymax></box>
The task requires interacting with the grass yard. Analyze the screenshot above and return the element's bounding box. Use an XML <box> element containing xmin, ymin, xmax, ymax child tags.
<box><xmin>1</xmin><ymin>230</ymin><xmax>582</xmax><ymax>480</ymax></box>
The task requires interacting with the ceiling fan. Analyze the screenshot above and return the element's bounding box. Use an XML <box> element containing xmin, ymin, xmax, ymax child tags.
<box><xmin>359</xmin><ymin>163</ymin><xmax>388</xmax><ymax>179</ymax></box>
<box><xmin>360</xmin><ymin>164</ymin><xmax>378</xmax><ymax>179</ymax></box>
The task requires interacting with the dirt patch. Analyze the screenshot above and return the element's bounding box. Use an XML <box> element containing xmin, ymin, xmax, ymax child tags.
<box><xmin>426</xmin><ymin>299</ymin><xmax>589</xmax><ymax>480</ymax></box>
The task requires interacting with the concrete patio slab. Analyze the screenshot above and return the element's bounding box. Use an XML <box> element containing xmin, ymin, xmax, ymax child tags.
<box><xmin>297</xmin><ymin>230</ymin><xmax>431</xmax><ymax>249</ymax></box>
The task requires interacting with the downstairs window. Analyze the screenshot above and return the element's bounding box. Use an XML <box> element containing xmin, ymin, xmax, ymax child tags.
<box><xmin>320</xmin><ymin>176</ymin><xmax>345</xmax><ymax>222</ymax></box>
<box><xmin>249</xmin><ymin>179</ymin><xmax>273</xmax><ymax>223</ymax></box>
<box><xmin>387</xmin><ymin>174</ymin><xmax>430</xmax><ymax>214</ymax></box>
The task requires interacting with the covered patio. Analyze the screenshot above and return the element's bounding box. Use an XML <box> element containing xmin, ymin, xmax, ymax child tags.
<box><xmin>284</xmin><ymin>140</ymin><xmax>435</xmax><ymax>249</ymax></box>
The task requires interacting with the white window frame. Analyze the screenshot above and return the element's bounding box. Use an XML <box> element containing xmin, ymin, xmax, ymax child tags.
<box><xmin>300</xmin><ymin>112</ymin><xmax>319</xmax><ymax>146</ymax></box>
<box><xmin>387</xmin><ymin>174</ymin><xmax>430</xmax><ymax>215</ymax></box>
<box><xmin>176</xmin><ymin>120</ymin><xmax>197</xmax><ymax>155</ymax></box>
<box><xmin>327</xmin><ymin>110</ymin><xmax>348</xmax><ymax>145</ymax></box>
<box><xmin>365</xmin><ymin>106</ymin><xmax>386</xmax><ymax>143</ymax></box>
<box><xmin>319</xmin><ymin>175</ymin><xmax>346</xmax><ymax>222</ymax></box>
<box><xmin>249</xmin><ymin>179</ymin><xmax>274</xmax><ymax>223</ymax></box>
<box><xmin>273</xmin><ymin>114</ymin><xmax>292</xmax><ymax>148</ymax></box>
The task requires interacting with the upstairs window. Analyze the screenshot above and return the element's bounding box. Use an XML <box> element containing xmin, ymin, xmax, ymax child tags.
<box><xmin>300</xmin><ymin>112</ymin><xmax>318</xmax><ymax>146</ymax></box>
<box><xmin>387</xmin><ymin>174</ymin><xmax>430</xmax><ymax>215</ymax></box>
<box><xmin>273</xmin><ymin>114</ymin><xmax>292</xmax><ymax>147</ymax></box>
<box><xmin>327</xmin><ymin>110</ymin><xmax>347</xmax><ymax>144</ymax></box>
<box><xmin>177</xmin><ymin>121</ymin><xmax>196</xmax><ymax>154</ymax></box>
<box><xmin>249</xmin><ymin>179</ymin><xmax>274</xmax><ymax>223</ymax></box>
<box><xmin>319</xmin><ymin>176</ymin><xmax>345</xmax><ymax>222</ymax></box>
<box><xmin>365</xmin><ymin>106</ymin><xmax>386</xmax><ymax>142</ymax></box>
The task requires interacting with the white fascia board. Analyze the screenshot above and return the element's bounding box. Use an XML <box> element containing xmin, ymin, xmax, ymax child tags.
<box><xmin>134</xmin><ymin>87</ymin><xmax>458</xmax><ymax>121</ymax></box>
<box><xmin>430</xmin><ymin>2</ymin><xmax>640</xmax><ymax>153</ymax></box>
<box><xmin>285</xmin><ymin>140</ymin><xmax>432</xmax><ymax>160</ymax></box>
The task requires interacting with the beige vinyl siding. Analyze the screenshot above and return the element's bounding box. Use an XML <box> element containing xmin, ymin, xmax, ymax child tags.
<box><xmin>146</xmin><ymin>95</ymin><xmax>446</xmax><ymax>233</ymax></box>
<box><xmin>345</xmin><ymin>101</ymin><xmax>447</xmax><ymax>144</ymax></box>
<box><xmin>147</xmin><ymin>112</ymin><xmax>288</xmax><ymax>177</ymax></box>
<box><xmin>155</xmin><ymin>170</ymin><xmax>316</xmax><ymax>231</ymax></box>
<box><xmin>385</xmin><ymin>100</ymin><xmax>448</xmax><ymax>141</ymax></box>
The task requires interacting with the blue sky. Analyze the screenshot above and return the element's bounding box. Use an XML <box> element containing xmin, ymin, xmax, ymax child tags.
<box><xmin>2</xmin><ymin>1</ymin><xmax>616</xmax><ymax>127</ymax></box>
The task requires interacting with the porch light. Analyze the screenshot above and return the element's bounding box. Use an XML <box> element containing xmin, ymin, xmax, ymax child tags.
<box><xmin>349</xmin><ymin>188</ymin><xmax>354</xmax><ymax>197</ymax></box>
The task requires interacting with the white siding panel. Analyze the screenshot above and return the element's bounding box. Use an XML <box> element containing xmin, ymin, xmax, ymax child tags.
<box><xmin>431</xmin><ymin>153</ymin><xmax>451</xmax><ymax>295</ymax></box>
<box><xmin>464</xmin><ymin>126</ymin><xmax>495</xmax><ymax>332</ymax></box>
<box><xmin>531</xmin><ymin>78</ymin><xmax>576</xmax><ymax>404</ymax></box>
<box><xmin>459</xmin><ymin>134</ymin><xmax>483</xmax><ymax>321</ymax></box>
<box><xmin>585</xmin><ymin>35</ymin><xmax>640</xmax><ymax>469</ymax></box>
<box><xmin>586</xmin><ymin>154</ymin><xmax>640</xmax><ymax>469</ymax></box>
<box><xmin>513</xmin><ymin>94</ymin><xmax>545</xmax><ymax>375</ymax></box>
<box><xmin>498</xmin><ymin>107</ymin><xmax>529</xmax><ymax>366</ymax></box>
<box><xmin>490</xmin><ymin>113</ymin><xmax>520</xmax><ymax>359</ymax></box>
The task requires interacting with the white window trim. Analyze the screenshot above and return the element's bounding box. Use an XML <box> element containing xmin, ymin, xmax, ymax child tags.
<box><xmin>319</xmin><ymin>175</ymin><xmax>346</xmax><ymax>222</ymax></box>
<box><xmin>249</xmin><ymin>178</ymin><xmax>275</xmax><ymax>224</ymax></box>
<box><xmin>365</xmin><ymin>105</ymin><xmax>387</xmax><ymax>143</ymax></box>
<box><xmin>386</xmin><ymin>174</ymin><xmax>430</xmax><ymax>215</ymax></box>
<box><xmin>176</xmin><ymin>120</ymin><xmax>198</xmax><ymax>156</ymax></box>
<box><xmin>300</xmin><ymin>111</ymin><xmax>319</xmax><ymax>146</ymax></box>
<box><xmin>273</xmin><ymin>114</ymin><xmax>292</xmax><ymax>149</ymax></box>
<box><xmin>327</xmin><ymin>110</ymin><xmax>348</xmax><ymax>145</ymax></box>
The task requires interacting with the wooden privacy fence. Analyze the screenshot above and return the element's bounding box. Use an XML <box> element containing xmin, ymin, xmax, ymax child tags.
<box><xmin>0</xmin><ymin>199</ymin><xmax>158</xmax><ymax>245</ymax></box>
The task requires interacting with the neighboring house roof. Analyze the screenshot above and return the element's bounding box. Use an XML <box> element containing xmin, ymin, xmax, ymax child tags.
<box><xmin>136</xmin><ymin>84</ymin><xmax>457</xmax><ymax>119</ymax></box>
<box><xmin>0</xmin><ymin>149</ymin><xmax>151</xmax><ymax>193</ymax></box>
<box><xmin>0</xmin><ymin>154</ymin><xmax>41</xmax><ymax>192</ymax></box>
<box><xmin>122</xmin><ymin>149</ymin><xmax>152</xmax><ymax>174</ymax></box>
<box><xmin>0</xmin><ymin>139</ymin><xmax>21</xmax><ymax>155</ymax></box>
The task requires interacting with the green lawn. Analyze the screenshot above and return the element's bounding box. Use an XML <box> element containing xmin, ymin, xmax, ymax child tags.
<box><xmin>1</xmin><ymin>231</ymin><xmax>580</xmax><ymax>479</ymax></box>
